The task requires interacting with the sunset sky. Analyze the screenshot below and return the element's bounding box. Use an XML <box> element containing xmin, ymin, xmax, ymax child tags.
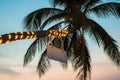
<box><xmin>0</xmin><ymin>0</ymin><xmax>120</xmax><ymax>80</ymax></box>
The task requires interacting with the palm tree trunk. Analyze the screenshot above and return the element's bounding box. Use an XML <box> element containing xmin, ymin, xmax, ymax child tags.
<box><xmin>0</xmin><ymin>30</ymin><xmax>50</xmax><ymax>44</ymax></box>
<box><xmin>0</xmin><ymin>27</ymin><xmax>77</xmax><ymax>44</ymax></box>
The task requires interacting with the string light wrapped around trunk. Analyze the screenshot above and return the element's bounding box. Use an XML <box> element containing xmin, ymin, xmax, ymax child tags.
<box><xmin>0</xmin><ymin>30</ymin><xmax>68</xmax><ymax>44</ymax></box>
<box><xmin>0</xmin><ymin>31</ymin><xmax>37</xmax><ymax>44</ymax></box>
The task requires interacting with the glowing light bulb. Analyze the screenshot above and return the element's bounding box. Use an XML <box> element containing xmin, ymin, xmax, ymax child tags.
<box><xmin>14</xmin><ymin>32</ymin><xmax>18</xmax><ymax>40</ymax></box>
<box><xmin>27</xmin><ymin>31</ymin><xmax>30</xmax><ymax>35</ymax></box>
<box><xmin>0</xmin><ymin>35</ymin><xmax>2</xmax><ymax>44</ymax></box>
<box><xmin>8</xmin><ymin>34</ymin><xmax>12</xmax><ymax>39</ymax></box>
<box><xmin>33</xmin><ymin>35</ymin><xmax>37</xmax><ymax>38</ymax></box>
<box><xmin>20</xmin><ymin>32</ymin><xmax>23</xmax><ymax>34</ymax></box>
<box><xmin>20</xmin><ymin>35</ymin><xmax>23</xmax><ymax>39</ymax></box>
<box><xmin>29</xmin><ymin>35</ymin><xmax>33</xmax><ymax>39</ymax></box>
<box><xmin>31</xmin><ymin>31</ymin><xmax>35</xmax><ymax>35</ymax></box>
<box><xmin>5</xmin><ymin>40</ymin><xmax>10</xmax><ymax>44</ymax></box>
<box><xmin>15</xmin><ymin>32</ymin><xmax>17</xmax><ymax>34</ymax></box>
<box><xmin>15</xmin><ymin>35</ymin><xmax>18</xmax><ymax>40</ymax></box>
<box><xmin>48</xmin><ymin>34</ymin><xmax>51</xmax><ymax>37</ymax></box>
<box><xmin>26</xmin><ymin>35</ymin><xmax>30</xmax><ymax>39</ymax></box>
<box><xmin>0</xmin><ymin>40</ymin><xmax>2</xmax><ymax>44</ymax></box>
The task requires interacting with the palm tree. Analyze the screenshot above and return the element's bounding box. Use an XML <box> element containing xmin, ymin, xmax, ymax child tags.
<box><xmin>23</xmin><ymin>0</ymin><xmax>120</xmax><ymax>80</ymax></box>
<box><xmin>0</xmin><ymin>0</ymin><xmax>120</xmax><ymax>80</ymax></box>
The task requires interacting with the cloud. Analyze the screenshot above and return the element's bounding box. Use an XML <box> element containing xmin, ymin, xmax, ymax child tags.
<box><xmin>91</xmin><ymin>63</ymin><xmax>120</xmax><ymax>80</ymax></box>
<box><xmin>0</xmin><ymin>65</ymin><xmax>40</xmax><ymax>80</ymax></box>
<box><xmin>0</xmin><ymin>63</ymin><xmax>120</xmax><ymax>80</ymax></box>
<box><xmin>0</xmin><ymin>67</ymin><xmax>20</xmax><ymax>74</ymax></box>
<box><xmin>0</xmin><ymin>54</ymin><xmax>9</xmax><ymax>58</ymax></box>
<box><xmin>94</xmin><ymin>75</ymin><xmax>120</xmax><ymax>80</ymax></box>
<box><xmin>0</xmin><ymin>54</ymin><xmax>6</xmax><ymax>57</ymax></box>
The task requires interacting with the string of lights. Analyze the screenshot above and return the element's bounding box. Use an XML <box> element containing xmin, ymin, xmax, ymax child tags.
<box><xmin>0</xmin><ymin>31</ymin><xmax>37</xmax><ymax>44</ymax></box>
<box><xmin>0</xmin><ymin>30</ymin><xmax>69</xmax><ymax>44</ymax></box>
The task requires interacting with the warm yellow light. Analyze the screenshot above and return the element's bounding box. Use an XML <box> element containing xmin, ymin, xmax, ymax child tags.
<box><xmin>31</xmin><ymin>31</ymin><xmax>35</xmax><ymax>35</ymax></box>
<box><xmin>20</xmin><ymin>32</ymin><xmax>23</xmax><ymax>35</ymax></box>
<box><xmin>8</xmin><ymin>34</ymin><xmax>12</xmax><ymax>39</ymax></box>
<box><xmin>0</xmin><ymin>39</ymin><xmax>2</xmax><ymax>44</ymax></box>
<box><xmin>5</xmin><ymin>40</ymin><xmax>10</xmax><ymax>44</ymax></box>
<box><xmin>50</xmin><ymin>30</ymin><xmax>52</xmax><ymax>33</ymax></box>
<box><xmin>0</xmin><ymin>36</ymin><xmax>2</xmax><ymax>44</ymax></box>
<box><xmin>20</xmin><ymin>35</ymin><xmax>23</xmax><ymax>39</ymax></box>
<box><xmin>27</xmin><ymin>31</ymin><xmax>30</xmax><ymax>35</ymax></box>
<box><xmin>14</xmin><ymin>32</ymin><xmax>19</xmax><ymax>40</ymax></box>
<box><xmin>25</xmin><ymin>34</ymin><xmax>37</xmax><ymax>39</ymax></box>
<box><xmin>15</xmin><ymin>32</ymin><xmax>17</xmax><ymax>34</ymax></box>
<box><xmin>26</xmin><ymin>35</ymin><xmax>30</xmax><ymax>39</ymax></box>
<box><xmin>29</xmin><ymin>35</ymin><xmax>33</xmax><ymax>39</ymax></box>
<box><xmin>34</xmin><ymin>35</ymin><xmax>37</xmax><ymax>38</ymax></box>
<box><xmin>15</xmin><ymin>35</ymin><xmax>18</xmax><ymax>40</ymax></box>
<box><xmin>0</xmin><ymin>35</ymin><xmax>2</xmax><ymax>39</ymax></box>
<box><xmin>48</xmin><ymin>34</ymin><xmax>51</xmax><ymax>37</ymax></box>
<box><xmin>48</xmin><ymin>30</ymin><xmax>68</xmax><ymax>37</ymax></box>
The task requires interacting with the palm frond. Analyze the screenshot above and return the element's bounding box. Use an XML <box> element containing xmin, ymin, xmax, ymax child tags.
<box><xmin>72</xmin><ymin>34</ymin><xmax>91</xmax><ymax>80</ymax></box>
<box><xmin>24</xmin><ymin>38</ymin><xmax>39</xmax><ymax>66</ymax></box>
<box><xmin>23</xmin><ymin>8</ymin><xmax>63</xmax><ymax>31</ymax></box>
<box><xmin>85</xmin><ymin>19</ymin><xmax>120</xmax><ymax>66</ymax></box>
<box><xmin>41</xmin><ymin>12</ymin><xmax>66</xmax><ymax>30</ymax></box>
<box><xmin>24</xmin><ymin>37</ymin><xmax>49</xmax><ymax>66</ymax></box>
<box><xmin>49</xmin><ymin>0</ymin><xmax>68</xmax><ymax>7</ymax></box>
<box><xmin>83</xmin><ymin>0</ymin><xmax>101</xmax><ymax>13</ymax></box>
<box><xmin>38</xmin><ymin>37</ymin><xmax>49</xmax><ymax>52</ymax></box>
<box><xmin>67</xmin><ymin>32</ymin><xmax>77</xmax><ymax>58</ymax></box>
<box><xmin>87</xmin><ymin>2</ymin><xmax>120</xmax><ymax>17</ymax></box>
<box><xmin>50</xmin><ymin>0</ymin><xmax>89</xmax><ymax>8</ymax></box>
<box><xmin>49</xmin><ymin>21</ymin><xmax>65</xmax><ymax>30</ymax></box>
<box><xmin>63</xmin><ymin>36</ymin><xmax>69</xmax><ymax>52</ymax></box>
<box><xmin>37</xmin><ymin>50</ymin><xmax>50</xmax><ymax>77</ymax></box>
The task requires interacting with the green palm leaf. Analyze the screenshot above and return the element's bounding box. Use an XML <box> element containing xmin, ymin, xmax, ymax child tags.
<box><xmin>24</xmin><ymin>37</ymin><xmax>49</xmax><ymax>66</ymax></box>
<box><xmin>23</xmin><ymin>8</ymin><xmax>63</xmax><ymax>31</ymax></box>
<box><xmin>72</xmin><ymin>34</ymin><xmax>91</xmax><ymax>80</ymax></box>
<box><xmin>87</xmin><ymin>2</ymin><xmax>120</xmax><ymax>17</ymax></box>
<box><xmin>49</xmin><ymin>0</ymin><xmax>69</xmax><ymax>7</ymax></box>
<box><xmin>49</xmin><ymin>21</ymin><xmax>65</xmax><ymax>30</ymax></box>
<box><xmin>85</xmin><ymin>19</ymin><xmax>120</xmax><ymax>65</ymax></box>
<box><xmin>37</xmin><ymin>50</ymin><xmax>50</xmax><ymax>77</ymax></box>
<box><xmin>24</xmin><ymin>38</ymin><xmax>39</xmax><ymax>66</ymax></box>
<box><xmin>40</xmin><ymin>12</ymin><xmax>66</xmax><ymax>30</ymax></box>
<box><xmin>83</xmin><ymin>0</ymin><xmax>100</xmax><ymax>13</ymax></box>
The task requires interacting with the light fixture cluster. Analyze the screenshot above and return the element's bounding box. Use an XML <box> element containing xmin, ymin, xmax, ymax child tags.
<box><xmin>48</xmin><ymin>30</ymin><xmax>69</xmax><ymax>37</ymax></box>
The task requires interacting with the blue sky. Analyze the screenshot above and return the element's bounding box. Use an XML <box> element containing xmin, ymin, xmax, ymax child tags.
<box><xmin>0</xmin><ymin>0</ymin><xmax>51</xmax><ymax>65</ymax></box>
<box><xmin>0</xmin><ymin>0</ymin><xmax>120</xmax><ymax>80</ymax></box>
